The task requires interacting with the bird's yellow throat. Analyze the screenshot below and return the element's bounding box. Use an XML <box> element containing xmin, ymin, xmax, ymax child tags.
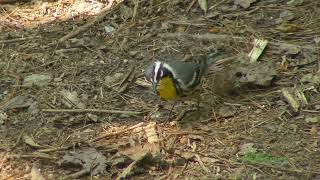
<box><xmin>156</xmin><ymin>76</ymin><xmax>177</xmax><ymax>100</ymax></box>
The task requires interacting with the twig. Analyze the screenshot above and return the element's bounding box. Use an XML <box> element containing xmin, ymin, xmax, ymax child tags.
<box><xmin>90</xmin><ymin>122</ymin><xmax>145</xmax><ymax>142</ymax></box>
<box><xmin>38</xmin><ymin>146</ymin><xmax>71</xmax><ymax>153</ymax></box>
<box><xmin>41</xmin><ymin>108</ymin><xmax>142</xmax><ymax>115</ymax></box>
<box><xmin>158</xmin><ymin>32</ymin><xmax>243</xmax><ymax>41</ymax></box>
<box><xmin>167</xmin><ymin>21</ymin><xmax>207</xmax><ymax>26</ymax></box>
<box><xmin>302</xmin><ymin>110</ymin><xmax>320</xmax><ymax>113</ymax></box>
<box><xmin>186</xmin><ymin>0</ymin><xmax>197</xmax><ymax>12</ymax></box>
<box><xmin>0</xmin><ymin>37</ymin><xmax>36</xmax><ymax>44</ymax></box>
<box><xmin>158</xmin><ymin>33</ymin><xmax>320</xmax><ymax>50</ymax></box>
<box><xmin>15</xmin><ymin>153</ymin><xmax>58</xmax><ymax>160</ymax></box>
<box><xmin>178</xmin><ymin>162</ymin><xmax>188</xmax><ymax>177</ymax></box>
<box><xmin>55</xmin><ymin>48</ymin><xmax>80</xmax><ymax>54</ymax></box>
<box><xmin>118</xmin><ymin>66</ymin><xmax>136</xmax><ymax>93</ymax></box>
<box><xmin>245</xmin><ymin>161</ymin><xmax>320</xmax><ymax>175</ymax></box>
<box><xmin>62</xmin><ymin>163</ymin><xmax>99</xmax><ymax>179</ymax></box>
<box><xmin>57</xmin><ymin>1</ymin><xmax>122</xmax><ymax>44</ymax></box>
<box><xmin>209</xmin><ymin>0</ymin><xmax>226</xmax><ymax>10</ymax></box>
<box><xmin>195</xmin><ymin>154</ymin><xmax>210</xmax><ymax>173</ymax></box>
<box><xmin>7</xmin><ymin>128</ymin><xmax>26</xmax><ymax>151</ymax></box>
<box><xmin>175</xmin><ymin>108</ymin><xmax>197</xmax><ymax>121</ymax></box>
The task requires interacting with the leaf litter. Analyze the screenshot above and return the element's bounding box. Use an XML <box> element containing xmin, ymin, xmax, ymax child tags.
<box><xmin>0</xmin><ymin>0</ymin><xmax>320</xmax><ymax>179</ymax></box>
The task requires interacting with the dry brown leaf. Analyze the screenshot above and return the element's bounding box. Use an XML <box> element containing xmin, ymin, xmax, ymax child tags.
<box><xmin>144</xmin><ymin>122</ymin><xmax>159</xmax><ymax>143</ymax></box>
<box><xmin>234</xmin><ymin>0</ymin><xmax>256</xmax><ymax>8</ymax></box>
<box><xmin>30</xmin><ymin>164</ymin><xmax>45</xmax><ymax>180</ymax></box>
<box><xmin>119</xmin><ymin>143</ymin><xmax>159</xmax><ymax>161</ymax></box>
<box><xmin>23</xmin><ymin>135</ymin><xmax>43</xmax><ymax>148</ymax></box>
<box><xmin>275</xmin><ymin>23</ymin><xmax>302</xmax><ymax>32</ymax></box>
<box><xmin>180</xmin><ymin>136</ymin><xmax>188</xmax><ymax>144</ymax></box>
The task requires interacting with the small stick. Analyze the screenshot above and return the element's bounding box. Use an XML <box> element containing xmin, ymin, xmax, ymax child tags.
<box><xmin>62</xmin><ymin>163</ymin><xmax>99</xmax><ymax>179</ymax></box>
<box><xmin>175</xmin><ymin>108</ymin><xmax>197</xmax><ymax>121</ymax></box>
<box><xmin>41</xmin><ymin>108</ymin><xmax>142</xmax><ymax>115</ymax></box>
<box><xmin>158</xmin><ymin>33</ymin><xmax>319</xmax><ymax>50</ymax></box>
<box><xmin>118</xmin><ymin>66</ymin><xmax>136</xmax><ymax>93</ymax></box>
<box><xmin>186</xmin><ymin>0</ymin><xmax>197</xmax><ymax>12</ymax></box>
<box><xmin>0</xmin><ymin>37</ymin><xmax>36</xmax><ymax>44</ymax></box>
<box><xmin>90</xmin><ymin>122</ymin><xmax>145</xmax><ymax>142</ymax></box>
<box><xmin>57</xmin><ymin>2</ymin><xmax>122</xmax><ymax>44</ymax></box>
<box><xmin>195</xmin><ymin>154</ymin><xmax>210</xmax><ymax>173</ymax></box>
<box><xmin>166</xmin><ymin>102</ymin><xmax>176</xmax><ymax>121</ymax></box>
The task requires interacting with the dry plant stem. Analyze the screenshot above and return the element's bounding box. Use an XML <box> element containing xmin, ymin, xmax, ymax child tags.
<box><xmin>13</xmin><ymin>154</ymin><xmax>57</xmax><ymax>160</ymax></box>
<box><xmin>62</xmin><ymin>163</ymin><xmax>99</xmax><ymax>179</ymax></box>
<box><xmin>0</xmin><ymin>37</ymin><xmax>36</xmax><ymax>44</ymax></box>
<box><xmin>158</xmin><ymin>33</ymin><xmax>319</xmax><ymax>50</ymax></box>
<box><xmin>115</xmin><ymin>160</ymin><xmax>137</xmax><ymax>180</ymax></box>
<box><xmin>57</xmin><ymin>1</ymin><xmax>122</xmax><ymax>44</ymax></box>
<box><xmin>90</xmin><ymin>122</ymin><xmax>145</xmax><ymax>142</ymax></box>
<box><xmin>195</xmin><ymin>154</ymin><xmax>210</xmax><ymax>173</ymax></box>
<box><xmin>38</xmin><ymin>146</ymin><xmax>71</xmax><ymax>153</ymax></box>
<box><xmin>175</xmin><ymin>108</ymin><xmax>197</xmax><ymax>121</ymax></box>
<box><xmin>166</xmin><ymin>102</ymin><xmax>176</xmax><ymax>121</ymax></box>
<box><xmin>7</xmin><ymin>128</ymin><xmax>26</xmax><ymax>151</ymax></box>
<box><xmin>118</xmin><ymin>66</ymin><xmax>136</xmax><ymax>93</ymax></box>
<box><xmin>41</xmin><ymin>108</ymin><xmax>142</xmax><ymax>115</ymax></box>
<box><xmin>246</xmin><ymin>161</ymin><xmax>320</xmax><ymax>175</ymax></box>
<box><xmin>186</xmin><ymin>0</ymin><xmax>197</xmax><ymax>12</ymax></box>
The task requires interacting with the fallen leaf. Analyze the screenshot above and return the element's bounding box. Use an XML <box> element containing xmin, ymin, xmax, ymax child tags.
<box><xmin>234</xmin><ymin>0</ymin><xmax>256</xmax><ymax>8</ymax></box>
<box><xmin>287</xmin><ymin>0</ymin><xmax>304</xmax><ymax>6</ymax></box>
<box><xmin>60</xmin><ymin>89</ymin><xmax>86</xmax><ymax>109</ymax></box>
<box><xmin>1</xmin><ymin>96</ymin><xmax>34</xmax><ymax>111</ymax></box>
<box><xmin>118</xmin><ymin>143</ymin><xmax>160</xmax><ymax>161</ymax></box>
<box><xmin>58</xmin><ymin>148</ymin><xmax>107</xmax><ymax>176</ymax></box>
<box><xmin>30</xmin><ymin>164</ymin><xmax>45</xmax><ymax>180</ymax></box>
<box><xmin>198</xmin><ymin>0</ymin><xmax>207</xmax><ymax>14</ymax></box>
<box><xmin>144</xmin><ymin>122</ymin><xmax>159</xmax><ymax>143</ymax></box>
<box><xmin>279</xmin><ymin>43</ymin><xmax>301</xmax><ymax>55</ymax></box>
<box><xmin>23</xmin><ymin>74</ymin><xmax>52</xmax><ymax>87</ymax></box>
<box><xmin>23</xmin><ymin>135</ymin><xmax>43</xmax><ymax>148</ymax></box>
<box><xmin>275</xmin><ymin>23</ymin><xmax>301</xmax><ymax>32</ymax></box>
<box><xmin>238</xmin><ymin>143</ymin><xmax>257</xmax><ymax>155</ymax></box>
<box><xmin>218</xmin><ymin>106</ymin><xmax>236</xmax><ymax>118</ymax></box>
<box><xmin>116</xmin><ymin>152</ymin><xmax>159</xmax><ymax>180</ymax></box>
<box><xmin>248</xmin><ymin>38</ymin><xmax>268</xmax><ymax>63</ymax></box>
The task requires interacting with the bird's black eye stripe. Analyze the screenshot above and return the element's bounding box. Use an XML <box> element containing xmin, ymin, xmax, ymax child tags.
<box><xmin>155</xmin><ymin>63</ymin><xmax>164</xmax><ymax>81</ymax></box>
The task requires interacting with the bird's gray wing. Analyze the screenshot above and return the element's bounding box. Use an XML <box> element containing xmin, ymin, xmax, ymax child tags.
<box><xmin>165</xmin><ymin>61</ymin><xmax>200</xmax><ymax>89</ymax></box>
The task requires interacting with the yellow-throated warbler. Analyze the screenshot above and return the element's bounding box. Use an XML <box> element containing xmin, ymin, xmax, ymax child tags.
<box><xmin>145</xmin><ymin>52</ymin><xmax>222</xmax><ymax>101</ymax></box>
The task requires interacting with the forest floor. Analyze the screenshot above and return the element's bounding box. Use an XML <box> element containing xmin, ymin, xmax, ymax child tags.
<box><xmin>0</xmin><ymin>0</ymin><xmax>320</xmax><ymax>179</ymax></box>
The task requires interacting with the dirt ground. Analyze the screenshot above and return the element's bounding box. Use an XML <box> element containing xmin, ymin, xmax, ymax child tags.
<box><xmin>0</xmin><ymin>0</ymin><xmax>320</xmax><ymax>179</ymax></box>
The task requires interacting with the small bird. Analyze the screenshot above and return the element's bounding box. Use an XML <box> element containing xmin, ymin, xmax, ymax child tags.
<box><xmin>145</xmin><ymin>52</ymin><xmax>222</xmax><ymax>101</ymax></box>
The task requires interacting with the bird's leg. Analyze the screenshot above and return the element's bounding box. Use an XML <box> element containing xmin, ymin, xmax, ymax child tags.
<box><xmin>196</xmin><ymin>94</ymin><xmax>200</xmax><ymax>114</ymax></box>
<box><xmin>195</xmin><ymin>87</ymin><xmax>204</xmax><ymax>116</ymax></box>
<box><xmin>166</xmin><ymin>101</ymin><xmax>176</xmax><ymax>121</ymax></box>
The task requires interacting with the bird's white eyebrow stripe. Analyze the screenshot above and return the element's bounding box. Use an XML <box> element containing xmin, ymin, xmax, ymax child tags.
<box><xmin>153</xmin><ymin>61</ymin><xmax>161</xmax><ymax>82</ymax></box>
